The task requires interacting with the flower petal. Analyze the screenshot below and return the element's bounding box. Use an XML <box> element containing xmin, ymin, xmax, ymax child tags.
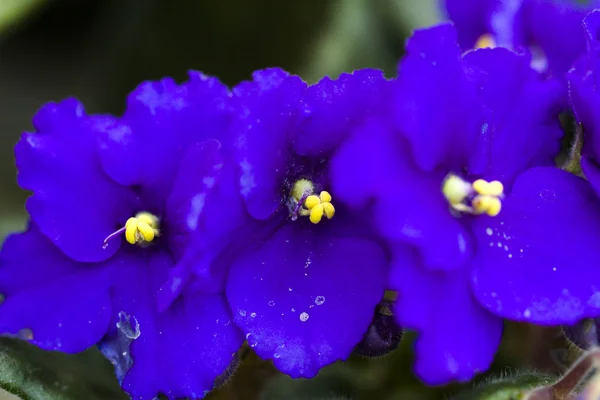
<box><xmin>292</xmin><ymin>69</ymin><xmax>388</xmax><ymax>156</ymax></box>
<box><xmin>390</xmin><ymin>245</ymin><xmax>502</xmax><ymax>384</ymax></box>
<box><xmin>158</xmin><ymin>139</ymin><xmax>250</xmax><ymax>308</ymax></box>
<box><xmin>393</xmin><ymin>23</ymin><xmax>480</xmax><ymax>172</ymax></box>
<box><xmin>103</xmin><ymin>250</ymin><xmax>243</xmax><ymax>400</ymax></box>
<box><xmin>330</xmin><ymin>118</ymin><xmax>471</xmax><ymax>270</ymax></box>
<box><xmin>232</xmin><ymin>68</ymin><xmax>307</xmax><ymax>220</ymax></box>
<box><xmin>98</xmin><ymin>72</ymin><xmax>231</xmax><ymax>202</ymax></box>
<box><xmin>15</xmin><ymin>98</ymin><xmax>138</xmax><ymax>262</ymax></box>
<box><xmin>471</xmin><ymin>167</ymin><xmax>600</xmax><ymax>324</ymax></box>
<box><xmin>0</xmin><ymin>227</ymin><xmax>112</xmax><ymax>353</ymax></box>
<box><xmin>226</xmin><ymin>223</ymin><xmax>387</xmax><ymax>378</ymax></box>
<box><xmin>462</xmin><ymin>47</ymin><xmax>564</xmax><ymax>184</ymax></box>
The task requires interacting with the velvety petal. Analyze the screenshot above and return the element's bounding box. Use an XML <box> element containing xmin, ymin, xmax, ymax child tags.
<box><xmin>98</xmin><ymin>72</ymin><xmax>231</xmax><ymax>203</ymax></box>
<box><xmin>0</xmin><ymin>227</ymin><xmax>112</xmax><ymax>353</ymax></box>
<box><xmin>15</xmin><ymin>98</ymin><xmax>139</xmax><ymax>262</ymax></box>
<box><xmin>104</xmin><ymin>249</ymin><xmax>243</xmax><ymax>400</ymax></box>
<box><xmin>227</xmin><ymin>222</ymin><xmax>386</xmax><ymax>378</ymax></box>
<box><xmin>441</xmin><ymin>0</ymin><xmax>499</xmax><ymax>49</ymax></box>
<box><xmin>462</xmin><ymin>47</ymin><xmax>564</xmax><ymax>185</ymax></box>
<box><xmin>394</xmin><ymin>23</ymin><xmax>481</xmax><ymax>172</ymax></box>
<box><xmin>330</xmin><ymin>118</ymin><xmax>471</xmax><ymax>270</ymax></box>
<box><xmin>0</xmin><ymin>225</ymin><xmax>78</xmax><ymax>294</ymax></box>
<box><xmin>471</xmin><ymin>167</ymin><xmax>600</xmax><ymax>324</ymax></box>
<box><xmin>158</xmin><ymin>139</ymin><xmax>250</xmax><ymax>308</ymax></box>
<box><xmin>292</xmin><ymin>69</ymin><xmax>388</xmax><ymax>156</ymax></box>
<box><xmin>390</xmin><ymin>244</ymin><xmax>502</xmax><ymax>384</ymax></box>
<box><xmin>232</xmin><ymin>68</ymin><xmax>307</xmax><ymax>220</ymax></box>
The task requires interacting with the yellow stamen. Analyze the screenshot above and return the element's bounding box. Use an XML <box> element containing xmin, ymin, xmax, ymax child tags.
<box><xmin>475</xmin><ymin>33</ymin><xmax>496</xmax><ymax>49</ymax></box>
<box><xmin>442</xmin><ymin>174</ymin><xmax>504</xmax><ymax>217</ymax></box>
<box><xmin>289</xmin><ymin>180</ymin><xmax>336</xmax><ymax>224</ymax></box>
<box><xmin>104</xmin><ymin>212</ymin><xmax>160</xmax><ymax>248</ymax></box>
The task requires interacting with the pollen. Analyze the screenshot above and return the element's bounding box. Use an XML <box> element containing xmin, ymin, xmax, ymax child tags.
<box><xmin>289</xmin><ymin>179</ymin><xmax>335</xmax><ymax>224</ymax></box>
<box><xmin>475</xmin><ymin>33</ymin><xmax>496</xmax><ymax>49</ymax></box>
<box><xmin>103</xmin><ymin>211</ymin><xmax>160</xmax><ymax>248</ymax></box>
<box><xmin>442</xmin><ymin>174</ymin><xmax>504</xmax><ymax>217</ymax></box>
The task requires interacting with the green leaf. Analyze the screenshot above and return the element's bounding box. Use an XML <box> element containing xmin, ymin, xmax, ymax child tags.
<box><xmin>0</xmin><ymin>338</ymin><xmax>126</xmax><ymax>400</ymax></box>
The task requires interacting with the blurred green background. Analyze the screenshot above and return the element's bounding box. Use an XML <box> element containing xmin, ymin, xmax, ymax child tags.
<box><xmin>0</xmin><ymin>1</ymin><xmax>580</xmax><ymax>399</ymax></box>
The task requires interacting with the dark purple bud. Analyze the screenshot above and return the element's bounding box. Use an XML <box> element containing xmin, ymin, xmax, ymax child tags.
<box><xmin>353</xmin><ymin>300</ymin><xmax>402</xmax><ymax>358</ymax></box>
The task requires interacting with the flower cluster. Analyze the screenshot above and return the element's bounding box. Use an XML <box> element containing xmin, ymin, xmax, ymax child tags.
<box><xmin>4</xmin><ymin>5</ymin><xmax>600</xmax><ymax>398</ymax></box>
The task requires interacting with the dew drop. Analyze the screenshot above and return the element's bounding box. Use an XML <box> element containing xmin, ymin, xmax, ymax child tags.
<box><xmin>485</xmin><ymin>228</ymin><xmax>493</xmax><ymax>236</ymax></box>
<box><xmin>250</xmin><ymin>312</ymin><xmax>257</xmax><ymax>318</ymax></box>
<box><xmin>523</xmin><ymin>309</ymin><xmax>531</xmax><ymax>318</ymax></box>
<box><xmin>315</xmin><ymin>296</ymin><xmax>326</xmax><ymax>306</ymax></box>
<box><xmin>268</xmin><ymin>300</ymin><xmax>275</xmax><ymax>307</ymax></box>
<box><xmin>239</xmin><ymin>310</ymin><xmax>247</xmax><ymax>317</ymax></box>
<box><xmin>246</xmin><ymin>333</ymin><xmax>258</xmax><ymax>348</ymax></box>
<box><xmin>299</xmin><ymin>312</ymin><xmax>310</xmax><ymax>322</ymax></box>
<box><xmin>273</xmin><ymin>353</ymin><xmax>281</xmax><ymax>359</ymax></box>
<box><xmin>291</xmin><ymin>308</ymin><xmax>296</xmax><ymax>312</ymax></box>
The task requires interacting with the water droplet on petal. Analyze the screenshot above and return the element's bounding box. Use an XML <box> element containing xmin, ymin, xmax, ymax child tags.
<box><xmin>300</xmin><ymin>312</ymin><xmax>309</xmax><ymax>322</ymax></box>
<box><xmin>268</xmin><ymin>300</ymin><xmax>275</xmax><ymax>307</ymax></box>
<box><xmin>315</xmin><ymin>296</ymin><xmax>325</xmax><ymax>306</ymax></box>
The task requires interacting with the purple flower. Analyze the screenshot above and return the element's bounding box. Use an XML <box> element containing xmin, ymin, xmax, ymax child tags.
<box><xmin>331</xmin><ymin>23</ymin><xmax>600</xmax><ymax>384</ymax></box>
<box><xmin>0</xmin><ymin>73</ymin><xmax>246</xmax><ymax>399</ymax></box>
<box><xmin>441</xmin><ymin>0</ymin><xmax>600</xmax><ymax>78</ymax></box>
<box><xmin>225</xmin><ymin>68</ymin><xmax>389</xmax><ymax>378</ymax></box>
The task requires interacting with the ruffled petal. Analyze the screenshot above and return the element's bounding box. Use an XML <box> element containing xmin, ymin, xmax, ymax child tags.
<box><xmin>226</xmin><ymin>223</ymin><xmax>387</xmax><ymax>378</ymax></box>
<box><xmin>462</xmin><ymin>47</ymin><xmax>564</xmax><ymax>185</ymax></box>
<box><xmin>390</xmin><ymin>245</ymin><xmax>502</xmax><ymax>384</ymax></box>
<box><xmin>232</xmin><ymin>68</ymin><xmax>307</xmax><ymax>220</ymax></box>
<box><xmin>471</xmin><ymin>167</ymin><xmax>600</xmax><ymax>324</ymax></box>
<box><xmin>393</xmin><ymin>23</ymin><xmax>481</xmax><ymax>172</ymax></box>
<box><xmin>158</xmin><ymin>139</ymin><xmax>250</xmax><ymax>308</ymax></box>
<box><xmin>98</xmin><ymin>72</ymin><xmax>231</xmax><ymax>202</ymax></box>
<box><xmin>103</xmin><ymin>250</ymin><xmax>242</xmax><ymax>400</ymax></box>
<box><xmin>0</xmin><ymin>227</ymin><xmax>112</xmax><ymax>353</ymax></box>
<box><xmin>0</xmin><ymin>225</ymin><xmax>78</xmax><ymax>294</ymax></box>
<box><xmin>15</xmin><ymin>98</ymin><xmax>138</xmax><ymax>262</ymax></box>
<box><xmin>292</xmin><ymin>69</ymin><xmax>388</xmax><ymax>156</ymax></box>
<box><xmin>330</xmin><ymin>118</ymin><xmax>471</xmax><ymax>270</ymax></box>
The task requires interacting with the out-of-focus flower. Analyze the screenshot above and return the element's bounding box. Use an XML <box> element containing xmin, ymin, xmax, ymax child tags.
<box><xmin>225</xmin><ymin>68</ymin><xmax>390</xmax><ymax>378</ymax></box>
<box><xmin>441</xmin><ymin>0</ymin><xmax>600</xmax><ymax>78</ymax></box>
<box><xmin>331</xmin><ymin>23</ymin><xmax>600</xmax><ymax>384</ymax></box>
<box><xmin>0</xmin><ymin>74</ymin><xmax>247</xmax><ymax>399</ymax></box>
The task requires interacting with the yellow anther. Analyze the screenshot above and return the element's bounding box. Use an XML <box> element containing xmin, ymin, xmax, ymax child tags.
<box><xmin>323</xmin><ymin>202</ymin><xmax>335</xmax><ymax>219</ymax></box>
<box><xmin>289</xmin><ymin>179</ymin><xmax>336</xmax><ymax>224</ymax></box>
<box><xmin>472</xmin><ymin>179</ymin><xmax>504</xmax><ymax>197</ymax></box>
<box><xmin>442</xmin><ymin>174</ymin><xmax>504</xmax><ymax>218</ymax></box>
<box><xmin>472</xmin><ymin>196</ymin><xmax>502</xmax><ymax>217</ymax></box>
<box><xmin>310</xmin><ymin>203</ymin><xmax>324</xmax><ymax>224</ymax></box>
<box><xmin>104</xmin><ymin>211</ymin><xmax>160</xmax><ymax>248</ymax></box>
<box><xmin>304</xmin><ymin>195</ymin><xmax>321</xmax><ymax>209</ymax></box>
<box><xmin>319</xmin><ymin>191</ymin><xmax>332</xmax><ymax>203</ymax></box>
<box><xmin>475</xmin><ymin>33</ymin><xmax>496</xmax><ymax>49</ymax></box>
